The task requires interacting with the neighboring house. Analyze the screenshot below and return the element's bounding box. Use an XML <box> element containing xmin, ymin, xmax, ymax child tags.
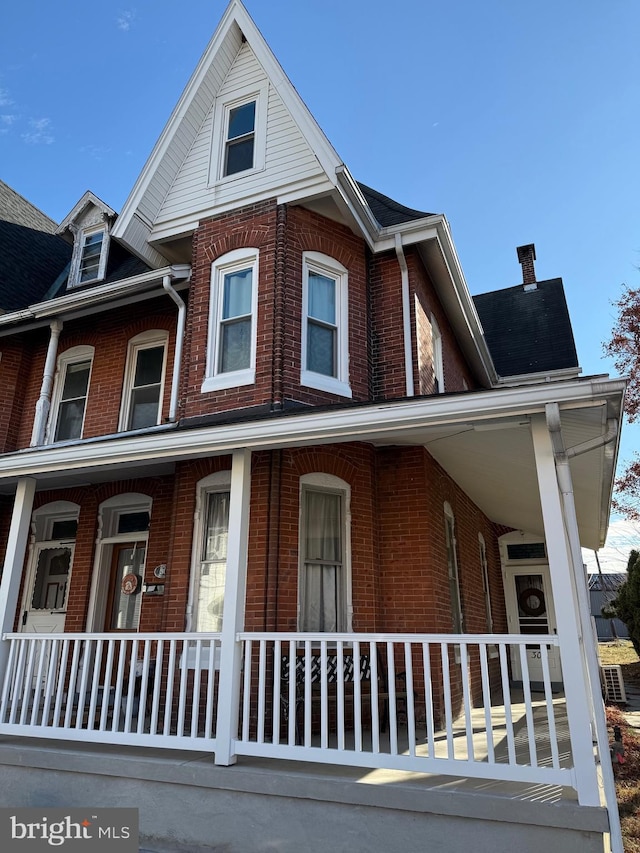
<box><xmin>0</xmin><ymin>3</ymin><xmax>625</xmax><ymax>852</ymax></box>
<box><xmin>589</xmin><ymin>572</ymin><xmax>629</xmax><ymax>640</ymax></box>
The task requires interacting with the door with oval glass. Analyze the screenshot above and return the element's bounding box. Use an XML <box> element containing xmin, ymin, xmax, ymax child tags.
<box><xmin>506</xmin><ymin>566</ymin><xmax>563</xmax><ymax>687</ymax></box>
<box><xmin>105</xmin><ymin>542</ymin><xmax>146</xmax><ymax>631</ymax></box>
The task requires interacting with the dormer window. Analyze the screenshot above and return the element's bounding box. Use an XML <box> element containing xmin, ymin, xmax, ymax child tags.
<box><xmin>69</xmin><ymin>226</ymin><xmax>109</xmax><ymax>288</ymax></box>
<box><xmin>79</xmin><ymin>230</ymin><xmax>105</xmax><ymax>283</ymax></box>
<box><xmin>209</xmin><ymin>81</ymin><xmax>268</xmax><ymax>185</ymax></box>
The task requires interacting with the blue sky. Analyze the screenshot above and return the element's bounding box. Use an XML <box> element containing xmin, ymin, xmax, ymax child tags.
<box><xmin>2</xmin><ymin>1</ymin><xmax>640</xmax><ymax>561</ymax></box>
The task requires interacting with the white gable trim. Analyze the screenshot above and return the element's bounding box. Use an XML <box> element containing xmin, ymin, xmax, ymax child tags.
<box><xmin>112</xmin><ymin>0</ymin><xmax>342</xmax><ymax>253</ymax></box>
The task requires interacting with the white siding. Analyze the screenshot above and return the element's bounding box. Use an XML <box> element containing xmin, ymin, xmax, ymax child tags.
<box><xmin>154</xmin><ymin>43</ymin><xmax>327</xmax><ymax>234</ymax></box>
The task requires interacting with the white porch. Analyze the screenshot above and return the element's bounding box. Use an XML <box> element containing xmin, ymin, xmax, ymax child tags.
<box><xmin>0</xmin><ymin>630</ymin><xmax>592</xmax><ymax>795</ymax></box>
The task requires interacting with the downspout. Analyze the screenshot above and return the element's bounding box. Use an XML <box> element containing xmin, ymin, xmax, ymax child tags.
<box><xmin>394</xmin><ymin>233</ymin><xmax>414</xmax><ymax>397</ymax></box>
<box><xmin>162</xmin><ymin>275</ymin><xmax>186</xmax><ymax>423</ymax></box>
<box><xmin>545</xmin><ymin>402</ymin><xmax>623</xmax><ymax>853</ymax></box>
<box><xmin>30</xmin><ymin>319</ymin><xmax>63</xmax><ymax>446</ymax></box>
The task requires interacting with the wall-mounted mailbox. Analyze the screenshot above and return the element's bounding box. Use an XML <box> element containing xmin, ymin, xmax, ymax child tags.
<box><xmin>142</xmin><ymin>583</ymin><xmax>165</xmax><ymax>596</ymax></box>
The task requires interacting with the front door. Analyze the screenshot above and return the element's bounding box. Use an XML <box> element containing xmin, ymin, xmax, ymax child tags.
<box><xmin>505</xmin><ymin>566</ymin><xmax>563</xmax><ymax>686</ymax></box>
<box><xmin>21</xmin><ymin>543</ymin><xmax>74</xmax><ymax>634</ymax></box>
<box><xmin>105</xmin><ymin>543</ymin><xmax>146</xmax><ymax>632</ymax></box>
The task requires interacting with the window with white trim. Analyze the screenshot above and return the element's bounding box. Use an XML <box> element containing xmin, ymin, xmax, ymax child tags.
<box><xmin>209</xmin><ymin>82</ymin><xmax>268</xmax><ymax>184</ymax></box>
<box><xmin>301</xmin><ymin>252</ymin><xmax>351</xmax><ymax>398</ymax></box>
<box><xmin>298</xmin><ymin>473</ymin><xmax>352</xmax><ymax>632</ymax></box>
<box><xmin>47</xmin><ymin>346</ymin><xmax>94</xmax><ymax>443</ymax></box>
<box><xmin>189</xmin><ymin>472</ymin><xmax>231</xmax><ymax>633</ymax></box>
<box><xmin>431</xmin><ymin>315</ymin><xmax>444</xmax><ymax>393</ymax></box>
<box><xmin>119</xmin><ymin>331</ymin><xmax>168</xmax><ymax>431</ymax></box>
<box><xmin>478</xmin><ymin>533</ymin><xmax>493</xmax><ymax>632</ymax></box>
<box><xmin>202</xmin><ymin>249</ymin><xmax>258</xmax><ymax>393</ymax></box>
<box><xmin>444</xmin><ymin>503</ymin><xmax>463</xmax><ymax>632</ymax></box>
<box><xmin>68</xmin><ymin>227</ymin><xmax>109</xmax><ymax>288</ymax></box>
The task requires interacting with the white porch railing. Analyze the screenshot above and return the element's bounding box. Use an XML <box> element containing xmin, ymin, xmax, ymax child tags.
<box><xmin>235</xmin><ymin>633</ymin><xmax>575</xmax><ymax>789</ymax></box>
<box><xmin>1</xmin><ymin>630</ymin><xmax>584</xmax><ymax>793</ymax></box>
<box><xmin>0</xmin><ymin>632</ymin><xmax>222</xmax><ymax>750</ymax></box>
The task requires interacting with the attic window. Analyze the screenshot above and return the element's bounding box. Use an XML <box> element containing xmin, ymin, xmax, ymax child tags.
<box><xmin>224</xmin><ymin>100</ymin><xmax>256</xmax><ymax>176</ymax></box>
<box><xmin>209</xmin><ymin>82</ymin><xmax>268</xmax><ymax>185</ymax></box>
<box><xmin>70</xmin><ymin>226</ymin><xmax>109</xmax><ymax>287</ymax></box>
<box><xmin>79</xmin><ymin>231</ymin><xmax>104</xmax><ymax>282</ymax></box>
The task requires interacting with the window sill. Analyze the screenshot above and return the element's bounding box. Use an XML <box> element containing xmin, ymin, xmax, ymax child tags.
<box><xmin>201</xmin><ymin>368</ymin><xmax>255</xmax><ymax>394</ymax></box>
<box><xmin>301</xmin><ymin>371</ymin><xmax>352</xmax><ymax>399</ymax></box>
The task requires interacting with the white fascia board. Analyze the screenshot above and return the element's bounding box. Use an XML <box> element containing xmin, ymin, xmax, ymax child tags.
<box><xmin>373</xmin><ymin>216</ymin><xmax>497</xmax><ymax>388</ymax></box>
<box><xmin>112</xmin><ymin>7</ymin><xmax>242</xmax><ymax>242</ymax></box>
<box><xmin>334</xmin><ymin>168</ymin><xmax>383</xmax><ymax>248</ymax></box>
<box><xmin>496</xmin><ymin>367</ymin><xmax>583</xmax><ymax>386</ymax></box>
<box><xmin>429</xmin><ymin>220</ymin><xmax>498</xmax><ymax>387</ymax></box>
<box><xmin>0</xmin><ymin>377</ymin><xmax>625</xmax><ymax>482</ymax></box>
<box><xmin>0</xmin><ymin>265</ymin><xmax>191</xmax><ymax>330</ymax></box>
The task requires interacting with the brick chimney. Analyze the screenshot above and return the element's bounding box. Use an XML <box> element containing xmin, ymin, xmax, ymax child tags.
<box><xmin>517</xmin><ymin>243</ymin><xmax>537</xmax><ymax>288</ymax></box>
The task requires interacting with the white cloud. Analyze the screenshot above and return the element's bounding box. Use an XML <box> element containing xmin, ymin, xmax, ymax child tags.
<box><xmin>0</xmin><ymin>88</ymin><xmax>13</xmax><ymax>107</ymax></box>
<box><xmin>582</xmin><ymin>518</ymin><xmax>640</xmax><ymax>574</ymax></box>
<box><xmin>22</xmin><ymin>117</ymin><xmax>54</xmax><ymax>145</ymax></box>
<box><xmin>0</xmin><ymin>114</ymin><xmax>16</xmax><ymax>135</ymax></box>
<box><xmin>117</xmin><ymin>10</ymin><xmax>135</xmax><ymax>31</ymax></box>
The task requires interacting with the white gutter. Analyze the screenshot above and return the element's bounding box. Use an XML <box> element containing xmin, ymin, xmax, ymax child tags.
<box><xmin>0</xmin><ymin>265</ymin><xmax>191</xmax><ymax>331</ymax></box>
<box><xmin>545</xmin><ymin>402</ymin><xmax>624</xmax><ymax>853</ymax></box>
<box><xmin>30</xmin><ymin>319</ymin><xmax>63</xmax><ymax>447</ymax></box>
<box><xmin>162</xmin><ymin>275</ymin><xmax>187</xmax><ymax>422</ymax></box>
<box><xmin>394</xmin><ymin>234</ymin><xmax>414</xmax><ymax>397</ymax></box>
<box><xmin>0</xmin><ymin>376</ymin><xmax>624</xmax><ymax>482</ymax></box>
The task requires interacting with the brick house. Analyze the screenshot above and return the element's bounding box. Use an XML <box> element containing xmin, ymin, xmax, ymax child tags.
<box><xmin>0</xmin><ymin>3</ymin><xmax>625</xmax><ymax>852</ymax></box>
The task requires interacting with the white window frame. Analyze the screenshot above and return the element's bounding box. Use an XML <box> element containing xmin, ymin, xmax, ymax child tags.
<box><xmin>69</xmin><ymin>226</ymin><xmax>109</xmax><ymax>287</ymax></box>
<box><xmin>444</xmin><ymin>502</ymin><xmax>463</xmax><ymax>633</ymax></box>
<box><xmin>118</xmin><ymin>330</ymin><xmax>169</xmax><ymax>432</ymax></box>
<box><xmin>46</xmin><ymin>345</ymin><xmax>94</xmax><ymax>444</ymax></box>
<box><xmin>431</xmin><ymin>314</ymin><xmax>444</xmax><ymax>394</ymax></box>
<box><xmin>298</xmin><ymin>473</ymin><xmax>352</xmax><ymax>633</ymax></box>
<box><xmin>187</xmin><ymin>471</ymin><xmax>232</xmax><ymax>635</ymax></box>
<box><xmin>301</xmin><ymin>252</ymin><xmax>351</xmax><ymax>398</ymax></box>
<box><xmin>208</xmin><ymin>81</ymin><xmax>268</xmax><ymax>185</ymax></box>
<box><xmin>202</xmin><ymin>248</ymin><xmax>259</xmax><ymax>393</ymax></box>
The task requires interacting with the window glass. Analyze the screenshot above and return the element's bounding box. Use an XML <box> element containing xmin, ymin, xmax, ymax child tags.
<box><xmin>218</xmin><ymin>267</ymin><xmax>253</xmax><ymax>373</ymax></box>
<box><xmin>224</xmin><ymin>101</ymin><xmax>255</xmax><ymax>176</ymax></box>
<box><xmin>300</xmin><ymin>488</ymin><xmax>344</xmax><ymax>632</ymax></box>
<box><xmin>54</xmin><ymin>360</ymin><xmax>91</xmax><ymax>441</ymax></box>
<box><xmin>117</xmin><ymin>511</ymin><xmax>150</xmax><ymax>535</ymax></box>
<box><xmin>129</xmin><ymin>345</ymin><xmax>164</xmax><ymax>430</ymax></box>
<box><xmin>79</xmin><ymin>232</ymin><xmax>104</xmax><ymax>282</ymax></box>
<box><xmin>196</xmin><ymin>491</ymin><xmax>230</xmax><ymax>632</ymax></box>
<box><xmin>51</xmin><ymin>519</ymin><xmax>78</xmax><ymax>540</ymax></box>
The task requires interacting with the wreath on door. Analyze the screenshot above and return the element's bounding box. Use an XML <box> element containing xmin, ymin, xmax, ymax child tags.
<box><xmin>518</xmin><ymin>587</ymin><xmax>546</xmax><ymax>617</ymax></box>
<box><xmin>121</xmin><ymin>573</ymin><xmax>140</xmax><ymax>595</ymax></box>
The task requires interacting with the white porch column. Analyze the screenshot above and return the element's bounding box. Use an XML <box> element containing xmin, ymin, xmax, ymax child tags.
<box><xmin>0</xmin><ymin>478</ymin><xmax>36</xmax><ymax>680</ymax></box>
<box><xmin>215</xmin><ymin>449</ymin><xmax>251</xmax><ymax>766</ymax></box>
<box><xmin>530</xmin><ymin>415</ymin><xmax>600</xmax><ymax>806</ymax></box>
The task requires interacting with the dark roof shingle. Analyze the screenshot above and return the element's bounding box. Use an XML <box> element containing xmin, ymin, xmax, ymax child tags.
<box><xmin>473</xmin><ymin>279</ymin><xmax>579</xmax><ymax>378</ymax></box>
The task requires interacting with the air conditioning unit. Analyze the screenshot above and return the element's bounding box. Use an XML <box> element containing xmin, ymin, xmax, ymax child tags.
<box><xmin>602</xmin><ymin>665</ymin><xmax>626</xmax><ymax>704</ymax></box>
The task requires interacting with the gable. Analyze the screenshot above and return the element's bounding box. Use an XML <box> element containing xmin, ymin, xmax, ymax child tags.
<box><xmin>112</xmin><ymin>1</ymin><xmax>341</xmax><ymax>265</ymax></box>
<box><xmin>152</xmin><ymin>41</ymin><xmax>329</xmax><ymax>242</ymax></box>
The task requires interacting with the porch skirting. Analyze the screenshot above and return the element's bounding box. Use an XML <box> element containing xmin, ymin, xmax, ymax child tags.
<box><xmin>0</xmin><ymin>737</ymin><xmax>610</xmax><ymax>853</ymax></box>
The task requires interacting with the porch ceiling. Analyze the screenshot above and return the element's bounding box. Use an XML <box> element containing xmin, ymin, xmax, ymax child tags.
<box><xmin>371</xmin><ymin>402</ymin><xmax>613</xmax><ymax>550</ymax></box>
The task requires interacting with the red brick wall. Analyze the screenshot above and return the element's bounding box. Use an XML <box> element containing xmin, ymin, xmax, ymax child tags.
<box><xmin>13</xmin><ymin>297</ymin><xmax>178</xmax><ymax>450</ymax></box>
<box><xmin>407</xmin><ymin>250</ymin><xmax>477</xmax><ymax>394</ymax></box>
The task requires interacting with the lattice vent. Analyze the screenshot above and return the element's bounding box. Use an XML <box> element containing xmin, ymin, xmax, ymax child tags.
<box><xmin>602</xmin><ymin>665</ymin><xmax>627</xmax><ymax>704</ymax></box>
